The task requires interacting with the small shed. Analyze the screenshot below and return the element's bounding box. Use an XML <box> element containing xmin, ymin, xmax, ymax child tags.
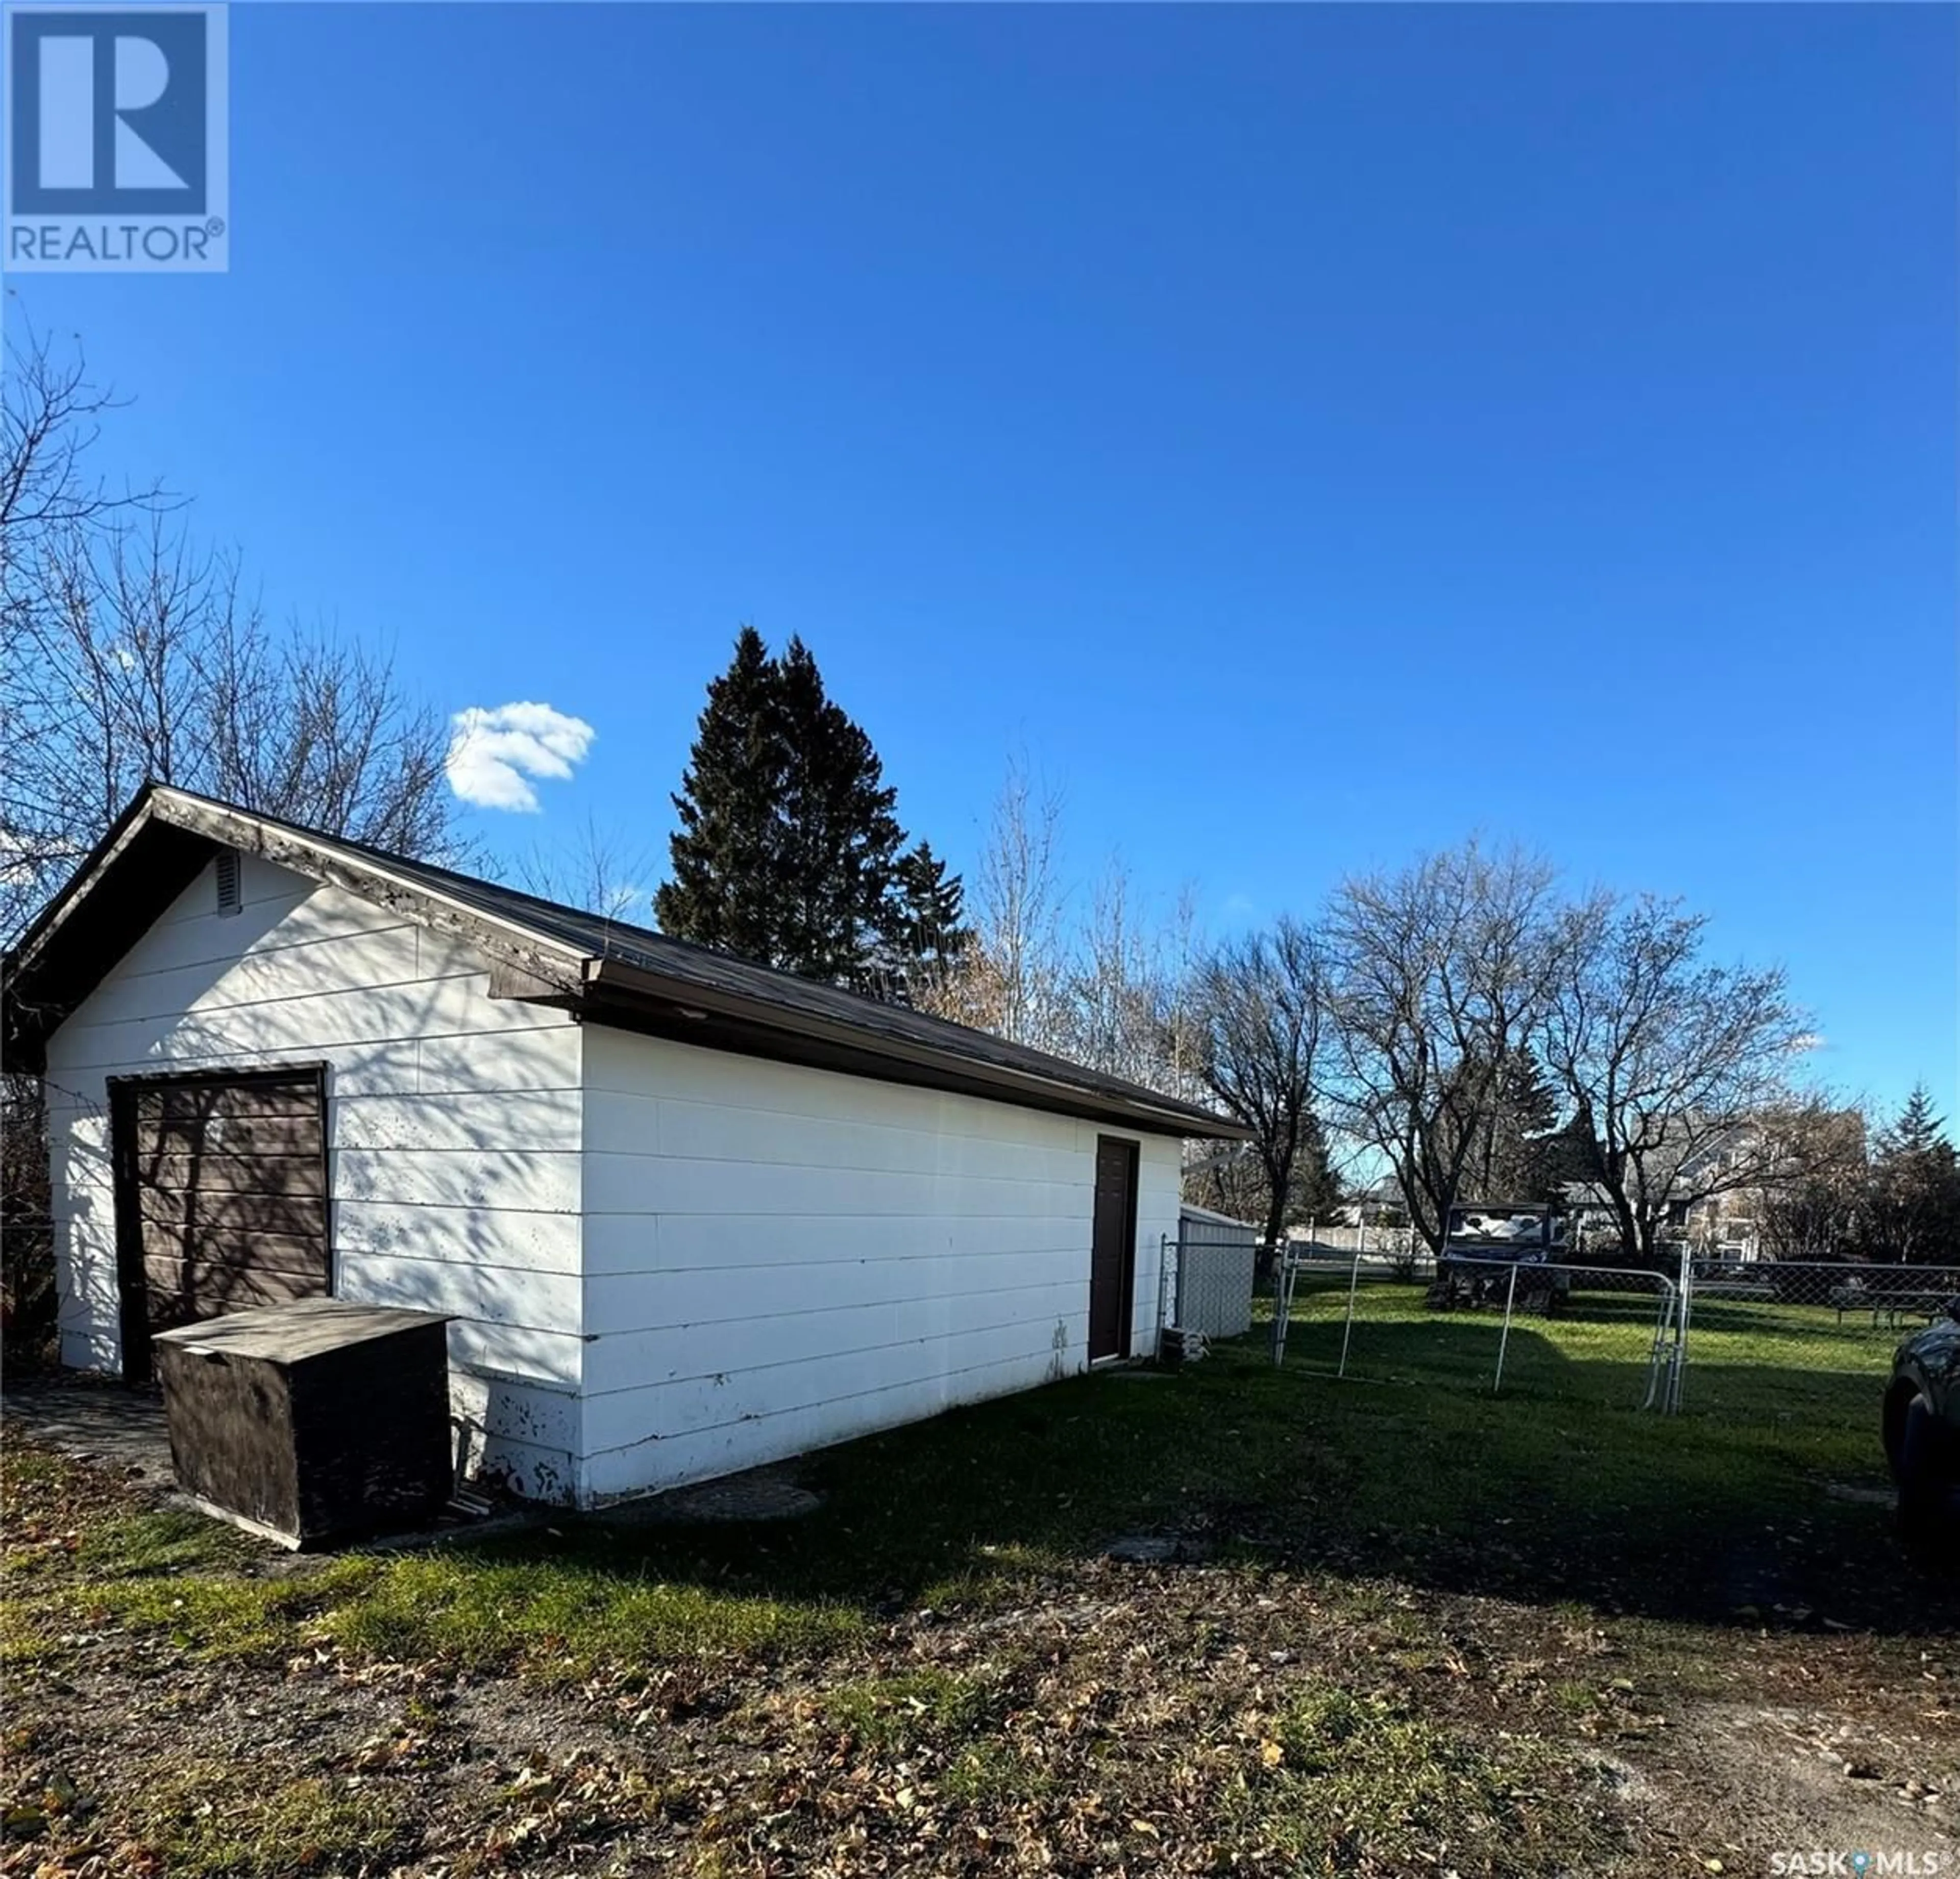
<box><xmin>1171</xmin><ymin>1204</ymin><xmax>1261</xmax><ymax>1339</ymax></box>
<box><xmin>4</xmin><ymin>786</ymin><xmax>1247</xmax><ymax>1506</ymax></box>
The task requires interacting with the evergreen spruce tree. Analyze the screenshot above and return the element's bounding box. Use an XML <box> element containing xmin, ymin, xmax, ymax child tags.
<box><xmin>654</xmin><ymin>627</ymin><xmax>787</xmax><ymax>961</ymax></box>
<box><xmin>1871</xmin><ymin>1082</ymin><xmax>1960</xmax><ymax>1263</ymax></box>
<box><xmin>1452</xmin><ymin>1044</ymin><xmax>1561</xmax><ymax>1200</ymax></box>
<box><xmin>657</xmin><ymin>630</ymin><xmax>934</xmax><ymax>989</ymax></box>
<box><xmin>772</xmin><ymin>637</ymin><xmax>905</xmax><ymax>985</ymax></box>
<box><xmin>890</xmin><ymin>841</ymin><xmax>971</xmax><ymax>975</ymax></box>
<box><xmin>1498</xmin><ymin>1046</ymin><xmax>1561</xmax><ymax>1195</ymax></box>
<box><xmin>1885</xmin><ymin>1084</ymin><xmax>1952</xmax><ymax>1160</ymax></box>
<box><xmin>1504</xmin><ymin>1046</ymin><xmax>1559</xmax><ymax>1138</ymax></box>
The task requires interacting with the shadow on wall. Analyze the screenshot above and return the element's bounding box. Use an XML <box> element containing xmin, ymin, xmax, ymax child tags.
<box><xmin>38</xmin><ymin>975</ymin><xmax>586</xmax><ymax>1504</ymax></box>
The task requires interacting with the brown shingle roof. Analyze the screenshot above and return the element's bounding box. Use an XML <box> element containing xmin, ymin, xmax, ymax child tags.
<box><xmin>4</xmin><ymin>785</ymin><xmax>1245</xmax><ymax>1140</ymax></box>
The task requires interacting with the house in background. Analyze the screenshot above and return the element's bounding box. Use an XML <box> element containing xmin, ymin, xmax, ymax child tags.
<box><xmin>3</xmin><ymin>786</ymin><xmax>1245</xmax><ymax>1506</ymax></box>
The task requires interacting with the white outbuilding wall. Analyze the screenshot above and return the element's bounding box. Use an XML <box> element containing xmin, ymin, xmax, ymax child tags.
<box><xmin>36</xmin><ymin>851</ymin><xmax>1188</xmax><ymax>1509</ymax></box>
<box><xmin>576</xmin><ymin>1025</ymin><xmax>1181</xmax><ymax>1504</ymax></box>
<box><xmin>38</xmin><ymin>853</ymin><xmax>588</xmax><ymax>1502</ymax></box>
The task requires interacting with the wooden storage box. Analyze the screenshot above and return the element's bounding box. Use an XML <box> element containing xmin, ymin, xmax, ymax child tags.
<box><xmin>153</xmin><ymin>1299</ymin><xmax>455</xmax><ymax>1549</ymax></box>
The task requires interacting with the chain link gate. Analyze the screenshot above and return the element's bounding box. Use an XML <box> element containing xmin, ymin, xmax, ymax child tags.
<box><xmin>1264</xmin><ymin>1243</ymin><xmax>1960</xmax><ymax>1419</ymax></box>
<box><xmin>1270</xmin><ymin>1248</ymin><xmax>1684</xmax><ymax>1410</ymax></box>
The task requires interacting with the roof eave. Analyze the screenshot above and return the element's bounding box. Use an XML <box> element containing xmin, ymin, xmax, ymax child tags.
<box><xmin>5</xmin><ymin>784</ymin><xmax>1252</xmax><ymax>1144</ymax></box>
<box><xmin>150</xmin><ymin>790</ymin><xmax>592</xmax><ymax>988</ymax></box>
<box><xmin>7</xmin><ymin>784</ymin><xmax>165</xmax><ymax>980</ymax></box>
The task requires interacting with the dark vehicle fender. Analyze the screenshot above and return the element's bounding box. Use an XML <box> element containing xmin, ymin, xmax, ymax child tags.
<box><xmin>1885</xmin><ymin>1316</ymin><xmax>1960</xmax><ymax>1479</ymax></box>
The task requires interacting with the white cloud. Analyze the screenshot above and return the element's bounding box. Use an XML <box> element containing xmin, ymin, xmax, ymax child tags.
<box><xmin>0</xmin><ymin>828</ymin><xmax>40</xmax><ymax>890</ymax></box>
<box><xmin>445</xmin><ymin>701</ymin><xmax>596</xmax><ymax>812</ymax></box>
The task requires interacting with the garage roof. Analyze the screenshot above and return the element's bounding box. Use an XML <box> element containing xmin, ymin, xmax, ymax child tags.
<box><xmin>3</xmin><ymin>786</ymin><xmax>1248</xmax><ymax>1141</ymax></box>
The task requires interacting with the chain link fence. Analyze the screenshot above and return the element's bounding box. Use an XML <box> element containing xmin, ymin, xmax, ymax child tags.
<box><xmin>1269</xmin><ymin>1250</ymin><xmax>1682</xmax><ymax>1409</ymax></box>
<box><xmin>1674</xmin><ymin>1257</ymin><xmax>1960</xmax><ymax>1427</ymax></box>
<box><xmin>1160</xmin><ymin>1211</ymin><xmax>1260</xmax><ymax>1341</ymax></box>
<box><xmin>1228</xmin><ymin>1243</ymin><xmax>1960</xmax><ymax>1422</ymax></box>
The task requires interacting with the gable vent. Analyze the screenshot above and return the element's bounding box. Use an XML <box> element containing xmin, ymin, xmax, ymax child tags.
<box><xmin>214</xmin><ymin>847</ymin><xmax>242</xmax><ymax>916</ymax></box>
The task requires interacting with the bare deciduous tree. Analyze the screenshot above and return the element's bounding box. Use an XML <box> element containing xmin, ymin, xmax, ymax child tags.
<box><xmin>1323</xmin><ymin>843</ymin><xmax>1564</xmax><ymax>1252</ymax></box>
<box><xmin>0</xmin><ymin>314</ymin><xmax>162</xmax><ymax>550</ymax></box>
<box><xmin>513</xmin><ymin>815</ymin><xmax>655</xmax><ymax>925</ymax></box>
<box><xmin>2</xmin><ymin>333</ymin><xmax>458</xmax><ymax>939</ymax></box>
<box><xmin>913</xmin><ymin>753</ymin><xmax>1072</xmax><ymax>1050</ymax></box>
<box><xmin>1538</xmin><ymin>894</ymin><xmax>1814</xmax><ymax>1265</ymax></box>
<box><xmin>1</xmin><ymin>320</ymin><xmax>458</xmax><ymax>1364</ymax></box>
<box><xmin>1189</xmin><ymin>917</ymin><xmax>1327</xmax><ymax>1258</ymax></box>
<box><xmin>1059</xmin><ymin>860</ymin><xmax>1206</xmax><ymax>1090</ymax></box>
<box><xmin>916</xmin><ymin>763</ymin><xmax>1210</xmax><ymax>1105</ymax></box>
<box><xmin>1751</xmin><ymin>1104</ymin><xmax>1870</xmax><ymax>1262</ymax></box>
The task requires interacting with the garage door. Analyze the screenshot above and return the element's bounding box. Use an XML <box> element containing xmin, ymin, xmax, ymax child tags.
<box><xmin>110</xmin><ymin>1066</ymin><xmax>330</xmax><ymax>1382</ymax></box>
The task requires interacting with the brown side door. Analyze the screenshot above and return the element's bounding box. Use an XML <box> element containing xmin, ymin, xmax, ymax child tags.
<box><xmin>109</xmin><ymin>1066</ymin><xmax>331</xmax><ymax>1383</ymax></box>
<box><xmin>1089</xmin><ymin>1135</ymin><xmax>1140</xmax><ymax>1361</ymax></box>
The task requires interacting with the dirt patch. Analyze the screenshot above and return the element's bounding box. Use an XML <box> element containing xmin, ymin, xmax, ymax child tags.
<box><xmin>1642</xmin><ymin>1699</ymin><xmax>1959</xmax><ymax>1872</ymax></box>
<box><xmin>4</xmin><ymin>1378</ymin><xmax>175</xmax><ymax>1484</ymax></box>
<box><xmin>6</xmin><ymin>1382</ymin><xmax>1958</xmax><ymax>1878</ymax></box>
<box><xmin>598</xmin><ymin>1462</ymin><xmax>824</xmax><ymax>1524</ymax></box>
<box><xmin>7</xmin><ymin>1524</ymin><xmax>1954</xmax><ymax>1875</ymax></box>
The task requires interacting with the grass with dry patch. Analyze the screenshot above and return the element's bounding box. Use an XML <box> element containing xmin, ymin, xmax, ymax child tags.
<box><xmin>2</xmin><ymin>1306</ymin><xmax>1954</xmax><ymax>1875</ymax></box>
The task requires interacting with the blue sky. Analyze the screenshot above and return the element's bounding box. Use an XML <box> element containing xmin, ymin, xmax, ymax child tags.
<box><xmin>9</xmin><ymin>4</ymin><xmax>1955</xmax><ymax>1118</ymax></box>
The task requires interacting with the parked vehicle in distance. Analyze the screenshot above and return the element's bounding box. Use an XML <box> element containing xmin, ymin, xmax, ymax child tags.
<box><xmin>1884</xmin><ymin>1301</ymin><xmax>1960</xmax><ymax>1540</ymax></box>
<box><xmin>1430</xmin><ymin>1201</ymin><xmax>1570</xmax><ymax>1313</ymax></box>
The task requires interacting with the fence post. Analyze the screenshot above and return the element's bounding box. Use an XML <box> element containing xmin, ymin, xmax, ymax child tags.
<box><xmin>1492</xmin><ymin>1261</ymin><xmax>1520</xmax><ymax>1394</ymax></box>
<box><xmin>1336</xmin><ymin>1252</ymin><xmax>1362</xmax><ymax>1379</ymax></box>
<box><xmin>1268</xmin><ymin>1244</ymin><xmax>1285</xmax><ymax>1365</ymax></box>
<box><xmin>1671</xmin><ymin>1242</ymin><xmax>1693</xmax><ymax>1413</ymax></box>
<box><xmin>1157</xmin><ymin>1233</ymin><xmax>1175</xmax><ymax>1351</ymax></box>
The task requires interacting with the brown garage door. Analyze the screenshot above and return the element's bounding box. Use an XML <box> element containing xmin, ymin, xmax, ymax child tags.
<box><xmin>110</xmin><ymin>1066</ymin><xmax>331</xmax><ymax>1382</ymax></box>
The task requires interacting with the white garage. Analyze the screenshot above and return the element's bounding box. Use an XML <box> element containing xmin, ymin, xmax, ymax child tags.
<box><xmin>3</xmin><ymin>786</ymin><xmax>1244</xmax><ymax>1506</ymax></box>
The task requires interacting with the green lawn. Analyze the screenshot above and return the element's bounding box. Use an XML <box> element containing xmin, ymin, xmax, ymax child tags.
<box><xmin>1286</xmin><ymin>1263</ymin><xmax>1911</xmax><ymax>1430</ymax></box>
<box><xmin>3</xmin><ymin>1299</ymin><xmax>1953</xmax><ymax>1876</ymax></box>
<box><xmin>2</xmin><ymin>1296</ymin><xmax>1934</xmax><ymax>1671</ymax></box>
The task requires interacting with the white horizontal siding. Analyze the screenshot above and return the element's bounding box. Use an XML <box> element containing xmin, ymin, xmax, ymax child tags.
<box><xmin>583</xmin><ymin>1210</ymin><xmax>1126</xmax><ymax>1273</ymax></box>
<box><xmin>584</xmin><ymin>1087</ymin><xmax>1087</xmax><ymax>1181</ymax></box>
<box><xmin>586</xmin><ymin>1278</ymin><xmax>1088</xmax><ymax>1401</ymax></box>
<box><xmin>49</xmin><ymin>973</ymin><xmax>570</xmax><ymax>1074</ymax></box>
<box><xmin>586</xmin><ymin>1153</ymin><xmax>1089</xmax><ymax>1221</ymax></box>
<box><xmin>582</xmin><ymin>1315</ymin><xmax>1075</xmax><ymax>1455</ymax></box>
<box><xmin>580</xmin><ymin>1345</ymin><xmax>1073</xmax><ymax>1504</ymax></box>
<box><xmin>449</xmin><ymin>1369</ymin><xmax>580</xmax><ymax>1506</ymax></box>
<box><xmin>333</xmin><ymin>1089</ymin><xmax>582</xmax><ymax>1153</ymax></box>
<box><xmin>575</xmin><ymin>1024</ymin><xmax>1183</xmax><ymax>1502</ymax></box>
<box><xmin>54</xmin><ymin>921</ymin><xmax>479</xmax><ymax>1033</ymax></box>
<box><xmin>40</xmin><ymin>851</ymin><xmax>585</xmax><ymax>1502</ymax></box>
<box><xmin>334</xmin><ymin>1198</ymin><xmax>581</xmax><ymax>1275</ymax></box>
<box><xmin>330</xmin><ymin>1146</ymin><xmax>580</xmax><ymax>1213</ymax></box>
<box><xmin>590</xmin><ymin>1246</ymin><xmax>1097</xmax><ymax>1325</ymax></box>
<box><xmin>38</xmin><ymin>846</ymin><xmax>1195</xmax><ymax>1512</ymax></box>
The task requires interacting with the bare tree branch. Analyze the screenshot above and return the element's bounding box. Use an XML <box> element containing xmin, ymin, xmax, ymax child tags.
<box><xmin>1189</xmin><ymin>917</ymin><xmax>1329</xmax><ymax>1256</ymax></box>
<box><xmin>1538</xmin><ymin>894</ymin><xmax>1814</xmax><ymax>1264</ymax></box>
<box><xmin>1322</xmin><ymin>842</ymin><xmax>1563</xmax><ymax>1252</ymax></box>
